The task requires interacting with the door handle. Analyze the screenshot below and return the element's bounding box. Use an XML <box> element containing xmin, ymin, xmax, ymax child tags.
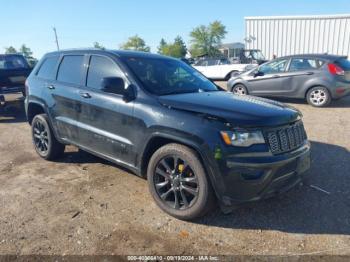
<box><xmin>306</xmin><ymin>72</ymin><xmax>314</xmax><ymax>75</ymax></box>
<box><xmin>79</xmin><ymin>92</ymin><xmax>91</xmax><ymax>98</ymax></box>
<box><xmin>46</xmin><ymin>85</ymin><xmax>55</xmax><ymax>90</ymax></box>
<box><xmin>272</xmin><ymin>75</ymin><xmax>280</xmax><ymax>78</ymax></box>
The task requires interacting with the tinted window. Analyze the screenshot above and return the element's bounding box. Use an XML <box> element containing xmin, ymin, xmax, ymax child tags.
<box><xmin>0</xmin><ymin>55</ymin><xmax>29</xmax><ymax>69</ymax></box>
<box><xmin>259</xmin><ymin>59</ymin><xmax>288</xmax><ymax>74</ymax></box>
<box><xmin>37</xmin><ymin>56</ymin><xmax>59</xmax><ymax>79</ymax></box>
<box><xmin>289</xmin><ymin>58</ymin><xmax>321</xmax><ymax>71</ymax></box>
<box><xmin>123</xmin><ymin>56</ymin><xmax>219</xmax><ymax>95</ymax></box>
<box><xmin>335</xmin><ymin>58</ymin><xmax>350</xmax><ymax>70</ymax></box>
<box><xmin>207</xmin><ymin>60</ymin><xmax>217</xmax><ymax>66</ymax></box>
<box><xmin>219</xmin><ymin>59</ymin><xmax>230</xmax><ymax>65</ymax></box>
<box><xmin>195</xmin><ymin>60</ymin><xmax>208</xmax><ymax>66</ymax></box>
<box><xmin>57</xmin><ymin>55</ymin><xmax>84</xmax><ymax>85</ymax></box>
<box><xmin>87</xmin><ymin>56</ymin><xmax>123</xmax><ymax>89</ymax></box>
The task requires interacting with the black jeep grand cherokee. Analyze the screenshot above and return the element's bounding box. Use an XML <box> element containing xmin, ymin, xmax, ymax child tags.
<box><xmin>25</xmin><ymin>49</ymin><xmax>310</xmax><ymax>220</ymax></box>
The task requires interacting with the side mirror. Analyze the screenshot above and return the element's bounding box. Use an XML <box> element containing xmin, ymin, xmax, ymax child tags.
<box><xmin>101</xmin><ymin>77</ymin><xmax>136</xmax><ymax>101</ymax></box>
<box><xmin>254</xmin><ymin>71</ymin><xmax>264</xmax><ymax>77</ymax></box>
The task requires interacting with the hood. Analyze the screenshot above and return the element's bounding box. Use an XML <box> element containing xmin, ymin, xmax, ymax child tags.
<box><xmin>158</xmin><ymin>91</ymin><xmax>301</xmax><ymax>127</ymax></box>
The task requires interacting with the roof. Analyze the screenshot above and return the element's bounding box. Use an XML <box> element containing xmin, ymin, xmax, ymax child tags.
<box><xmin>278</xmin><ymin>53</ymin><xmax>347</xmax><ymax>60</ymax></box>
<box><xmin>245</xmin><ymin>14</ymin><xmax>350</xmax><ymax>20</ymax></box>
<box><xmin>44</xmin><ymin>48</ymin><xmax>170</xmax><ymax>59</ymax></box>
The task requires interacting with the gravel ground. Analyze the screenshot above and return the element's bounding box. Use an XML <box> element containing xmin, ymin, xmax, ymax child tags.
<box><xmin>0</xmin><ymin>88</ymin><xmax>349</xmax><ymax>256</ymax></box>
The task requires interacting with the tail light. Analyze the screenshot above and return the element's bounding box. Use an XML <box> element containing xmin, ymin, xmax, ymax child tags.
<box><xmin>328</xmin><ymin>63</ymin><xmax>345</xmax><ymax>76</ymax></box>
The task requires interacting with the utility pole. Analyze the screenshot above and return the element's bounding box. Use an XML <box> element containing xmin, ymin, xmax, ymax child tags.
<box><xmin>53</xmin><ymin>27</ymin><xmax>60</xmax><ymax>51</ymax></box>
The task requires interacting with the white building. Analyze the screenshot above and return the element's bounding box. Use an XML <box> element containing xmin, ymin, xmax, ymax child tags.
<box><xmin>245</xmin><ymin>14</ymin><xmax>350</xmax><ymax>60</ymax></box>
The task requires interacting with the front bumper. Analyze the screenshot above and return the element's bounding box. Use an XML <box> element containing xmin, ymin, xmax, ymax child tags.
<box><xmin>207</xmin><ymin>141</ymin><xmax>311</xmax><ymax>210</ymax></box>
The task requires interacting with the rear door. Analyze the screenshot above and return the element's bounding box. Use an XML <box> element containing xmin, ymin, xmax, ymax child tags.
<box><xmin>248</xmin><ymin>58</ymin><xmax>290</xmax><ymax>96</ymax></box>
<box><xmin>78</xmin><ymin>54</ymin><xmax>135</xmax><ymax>166</ymax></box>
<box><xmin>46</xmin><ymin>54</ymin><xmax>86</xmax><ymax>143</ymax></box>
<box><xmin>284</xmin><ymin>57</ymin><xmax>324</xmax><ymax>96</ymax></box>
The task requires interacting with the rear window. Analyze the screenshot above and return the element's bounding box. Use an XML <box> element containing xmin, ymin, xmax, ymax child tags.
<box><xmin>0</xmin><ymin>55</ymin><xmax>29</xmax><ymax>70</ymax></box>
<box><xmin>335</xmin><ymin>58</ymin><xmax>350</xmax><ymax>70</ymax></box>
<box><xmin>37</xmin><ymin>56</ymin><xmax>59</xmax><ymax>80</ymax></box>
<box><xmin>289</xmin><ymin>58</ymin><xmax>324</xmax><ymax>71</ymax></box>
<box><xmin>57</xmin><ymin>55</ymin><xmax>84</xmax><ymax>85</ymax></box>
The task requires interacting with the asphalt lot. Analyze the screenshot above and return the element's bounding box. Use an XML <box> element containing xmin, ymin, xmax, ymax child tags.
<box><xmin>0</xmin><ymin>86</ymin><xmax>349</xmax><ymax>256</ymax></box>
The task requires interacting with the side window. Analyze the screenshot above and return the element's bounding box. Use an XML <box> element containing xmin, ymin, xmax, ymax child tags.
<box><xmin>87</xmin><ymin>56</ymin><xmax>123</xmax><ymax>90</ymax></box>
<box><xmin>37</xmin><ymin>56</ymin><xmax>59</xmax><ymax>80</ymax></box>
<box><xmin>289</xmin><ymin>58</ymin><xmax>319</xmax><ymax>72</ymax></box>
<box><xmin>259</xmin><ymin>59</ymin><xmax>288</xmax><ymax>74</ymax></box>
<box><xmin>207</xmin><ymin>60</ymin><xmax>216</xmax><ymax>66</ymax></box>
<box><xmin>57</xmin><ymin>55</ymin><xmax>84</xmax><ymax>85</ymax></box>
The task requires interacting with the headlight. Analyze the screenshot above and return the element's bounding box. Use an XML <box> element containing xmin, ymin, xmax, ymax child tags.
<box><xmin>220</xmin><ymin>130</ymin><xmax>265</xmax><ymax>147</ymax></box>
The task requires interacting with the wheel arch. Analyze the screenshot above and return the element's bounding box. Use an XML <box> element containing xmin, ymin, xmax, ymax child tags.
<box><xmin>140</xmin><ymin>133</ymin><xmax>220</xmax><ymax>201</ymax></box>
<box><xmin>27</xmin><ymin>101</ymin><xmax>62</xmax><ymax>143</ymax></box>
<box><xmin>225</xmin><ymin>70</ymin><xmax>240</xmax><ymax>81</ymax></box>
<box><xmin>141</xmin><ymin>133</ymin><xmax>204</xmax><ymax>177</ymax></box>
<box><xmin>304</xmin><ymin>84</ymin><xmax>331</xmax><ymax>99</ymax></box>
<box><xmin>27</xmin><ymin>101</ymin><xmax>46</xmax><ymax>124</ymax></box>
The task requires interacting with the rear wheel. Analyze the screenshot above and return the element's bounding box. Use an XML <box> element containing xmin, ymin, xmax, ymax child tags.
<box><xmin>31</xmin><ymin>114</ymin><xmax>65</xmax><ymax>160</ymax></box>
<box><xmin>147</xmin><ymin>143</ymin><xmax>215</xmax><ymax>220</ymax></box>
<box><xmin>232</xmin><ymin>84</ymin><xmax>248</xmax><ymax>95</ymax></box>
<box><xmin>306</xmin><ymin>86</ymin><xmax>331</xmax><ymax>107</ymax></box>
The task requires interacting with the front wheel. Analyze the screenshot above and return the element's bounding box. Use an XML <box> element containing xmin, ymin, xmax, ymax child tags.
<box><xmin>147</xmin><ymin>144</ymin><xmax>215</xmax><ymax>220</ymax></box>
<box><xmin>306</xmin><ymin>86</ymin><xmax>331</xmax><ymax>107</ymax></box>
<box><xmin>232</xmin><ymin>84</ymin><xmax>248</xmax><ymax>95</ymax></box>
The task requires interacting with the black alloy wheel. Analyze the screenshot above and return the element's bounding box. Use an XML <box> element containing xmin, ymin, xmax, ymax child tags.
<box><xmin>147</xmin><ymin>143</ymin><xmax>215</xmax><ymax>220</ymax></box>
<box><xmin>153</xmin><ymin>155</ymin><xmax>199</xmax><ymax>210</ymax></box>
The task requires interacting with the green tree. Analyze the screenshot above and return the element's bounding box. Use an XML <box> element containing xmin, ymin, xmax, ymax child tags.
<box><xmin>93</xmin><ymin>42</ymin><xmax>105</xmax><ymax>50</ymax></box>
<box><xmin>19</xmin><ymin>44</ymin><xmax>33</xmax><ymax>57</ymax></box>
<box><xmin>120</xmin><ymin>35</ymin><xmax>150</xmax><ymax>52</ymax></box>
<box><xmin>157</xmin><ymin>38</ymin><xmax>167</xmax><ymax>54</ymax></box>
<box><xmin>189</xmin><ymin>20</ymin><xmax>227</xmax><ymax>57</ymax></box>
<box><xmin>5</xmin><ymin>46</ymin><xmax>17</xmax><ymax>54</ymax></box>
<box><xmin>158</xmin><ymin>36</ymin><xmax>187</xmax><ymax>58</ymax></box>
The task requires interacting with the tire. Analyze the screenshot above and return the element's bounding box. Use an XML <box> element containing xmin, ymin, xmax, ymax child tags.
<box><xmin>147</xmin><ymin>143</ymin><xmax>216</xmax><ymax>220</ymax></box>
<box><xmin>306</xmin><ymin>86</ymin><xmax>331</xmax><ymax>107</ymax></box>
<box><xmin>31</xmin><ymin>114</ymin><xmax>65</xmax><ymax>160</ymax></box>
<box><xmin>232</xmin><ymin>84</ymin><xmax>248</xmax><ymax>95</ymax></box>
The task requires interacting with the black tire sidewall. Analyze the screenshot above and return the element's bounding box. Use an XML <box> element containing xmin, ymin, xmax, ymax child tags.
<box><xmin>306</xmin><ymin>86</ymin><xmax>331</xmax><ymax>107</ymax></box>
<box><xmin>31</xmin><ymin>114</ymin><xmax>54</xmax><ymax>159</ymax></box>
<box><xmin>147</xmin><ymin>144</ymin><xmax>212</xmax><ymax>220</ymax></box>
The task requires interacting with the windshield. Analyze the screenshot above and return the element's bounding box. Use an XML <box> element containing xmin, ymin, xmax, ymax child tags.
<box><xmin>123</xmin><ymin>56</ymin><xmax>219</xmax><ymax>95</ymax></box>
<box><xmin>0</xmin><ymin>55</ymin><xmax>29</xmax><ymax>70</ymax></box>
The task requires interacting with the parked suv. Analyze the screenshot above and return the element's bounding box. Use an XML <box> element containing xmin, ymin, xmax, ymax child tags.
<box><xmin>228</xmin><ymin>54</ymin><xmax>350</xmax><ymax>107</ymax></box>
<box><xmin>0</xmin><ymin>54</ymin><xmax>32</xmax><ymax>98</ymax></box>
<box><xmin>25</xmin><ymin>49</ymin><xmax>310</xmax><ymax>220</ymax></box>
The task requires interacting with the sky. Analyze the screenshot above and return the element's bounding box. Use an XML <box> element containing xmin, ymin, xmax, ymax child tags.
<box><xmin>1</xmin><ymin>0</ymin><xmax>350</xmax><ymax>59</ymax></box>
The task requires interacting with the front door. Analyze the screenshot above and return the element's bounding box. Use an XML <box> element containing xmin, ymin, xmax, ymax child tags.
<box><xmin>248</xmin><ymin>58</ymin><xmax>290</xmax><ymax>96</ymax></box>
<box><xmin>77</xmin><ymin>55</ymin><xmax>135</xmax><ymax>166</ymax></box>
